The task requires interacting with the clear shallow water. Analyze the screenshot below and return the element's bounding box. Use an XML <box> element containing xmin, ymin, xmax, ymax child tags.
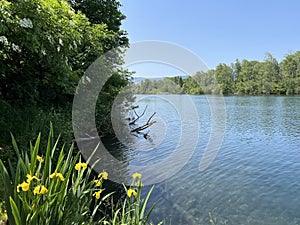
<box><xmin>105</xmin><ymin>95</ymin><xmax>300</xmax><ymax>225</ymax></box>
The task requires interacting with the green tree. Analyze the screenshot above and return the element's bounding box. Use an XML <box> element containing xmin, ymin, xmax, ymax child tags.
<box><xmin>69</xmin><ymin>0</ymin><xmax>128</xmax><ymax>50</ymax></box>
<box><xmin>257</xmin><ymin>53</ymin><xmax>281</xmax><ymax>94</ymax></box>
<box><xmin>182</xmin><ymin>76</ymin><xmax>203</xmax><ymax>94</ymax></box>
<box><xmin>232</xmin><ymin>59</ymin><xmax>242</xmax><ymax>82</ymax></box>
<box><xmin>235</xmin><ymin>60</ymin><xmax>260</xmax><ymax>94</ymax></box>
<box><xmin>193</xmin><ymin>70</ymin><xmax>219</xmax><ymax>94</ymax></box>
<box><xmin>280</xmin><ymin>51</ymin><xmax>300</xmax><ymax>95</ymax></box>
<box><xmin>214</xmin><ymin>63</ymin><xmax>234</xmax><ymax>95</ymax></box>
<box><xmin>178</xmin><ymin>76</ymin><xmax>184</xmax><ymax>87</ymax></box>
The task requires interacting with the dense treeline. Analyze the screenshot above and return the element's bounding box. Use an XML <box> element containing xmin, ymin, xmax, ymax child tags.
<box><xmin>133</xmin><ymin>77</ymin><xmax>184</xmax><ymax>94</ymax></box>
<box><xmin>133</xmin><ymin>52</ymin><xmax>300</xmax><ymax>95</ymax></box>
<box><xmin>0</xmin><ymin>0</ymin><xmax>129</xmax><ymax>159</ymax></box>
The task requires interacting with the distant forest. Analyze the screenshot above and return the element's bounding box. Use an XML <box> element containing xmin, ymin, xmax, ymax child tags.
<box><xmin>132</xmin><ymin>52</ymin><xmax>300</xmax><ymax>95</ymax></box>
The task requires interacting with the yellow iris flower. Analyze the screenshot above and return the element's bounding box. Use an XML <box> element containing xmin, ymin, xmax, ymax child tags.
<box><xmin>94</xmin><ymin>179</ymin><xmax>102</xmax><ymax>187</ymax></box>
<box><xmin>36</xmin><ymin>155</ymin><xmax>44</xmax><ymax>162</ymax></box>
<box><xmin>98</xmin><ymin>171</ymin><xmax>108</xmax><ymax>180</ymax></box>
<box><xmin>17</xmin><ymin>182</ymin><xmax>30</xmax><ymax>192</ymax></box>
<box><xmin>75</xmin><ymin>162</ymin><xmax>87</xmax><ymax>171</ymax></box>
<box><xmin>26</xmin><ymin>173</ymin><xmax>40</xmax><ymax>183</ymax></box>
<box><xmin>39</xmin><ymin>185</ymin><xmax>48</xmax><ymax>194</ymax></box>
<box><xmin>33</xmin><ymin>185</ymin><xmax>48</xmax><ymax>195</ymax></box>
<box><xmin>132</xmin><ymin>173</ymin><xmax>142</xmax><ymax>180</ymax></box>
<box><xmin>93</xmin><ymin>189</ymin><xmax>103</xmax><ymax>199</ymax></box>
<box><xmin>127</xmin><ymin>189</ymin><xmax>137</xmax><ymax>198</ymax></box>
<box><xmin>49</xmin><ymin>171</ymin><xmax>65</xmax><ymax>181</ymax></box>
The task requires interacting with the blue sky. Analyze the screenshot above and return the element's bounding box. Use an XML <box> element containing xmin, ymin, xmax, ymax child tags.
<box><xmin>119</xmin><ymin>0</ymin><xmax>300</xmax><ymax>76</ymax></box>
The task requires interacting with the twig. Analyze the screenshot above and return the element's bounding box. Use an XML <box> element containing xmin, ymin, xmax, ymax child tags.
<box><xmin>130</xmin><ymin>120</ymin><xmax>156</xmax><ymax>133</ymax></box>
<box><xmin>146</xmin><ymin>112</ymin><xmax>156</xmax><ymax>124</ymax></box>
<box><xmin>129</xmin><ymin>105</ymin><xmax>148</xmax><ymax>125</ymax></box>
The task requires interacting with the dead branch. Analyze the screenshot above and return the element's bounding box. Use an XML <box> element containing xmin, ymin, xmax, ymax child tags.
<box><xmin>129</xmin><ymin>105</ymin><xmax>148</xmax><ymax>125</ymax></box>
<box><xmin>130</xmin><ymin>121</ymin><xmax>156</xmax><ymax>133</ymax></box>
<box><xmin>128</xmin><ymin>104</ymin><xmax>157</xmax><ymax>142</ymax></box>
<box><xmin>130</xmin><ymin>112</ymin><xmax>156</xmax><ymax>133</ymax></box>
<box><xmin>132</xmin><ymin>105</ymin><xmax>140</xmax><ymax>117</ymax></box>
<box><xmin>146</xmin><ymin>112</ymin><xmax>156</xmax><ymax>124</ymax></box>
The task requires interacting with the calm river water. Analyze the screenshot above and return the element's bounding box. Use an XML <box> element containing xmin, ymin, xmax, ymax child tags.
<box><xmin>104</xmin><ymin>95</ymin><xmax>300</xmax><ymax>225</ymax></box>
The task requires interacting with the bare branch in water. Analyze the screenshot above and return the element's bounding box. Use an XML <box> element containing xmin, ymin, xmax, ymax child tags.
<box><xmin>130</xmin><ymin>112</ymin><xmax>156</xmax><ymax>133</ymax></box>
<box><xmin>129</xmin><ymin>105</ymin><xmax>148</xmax><ymax>125</ymax></box>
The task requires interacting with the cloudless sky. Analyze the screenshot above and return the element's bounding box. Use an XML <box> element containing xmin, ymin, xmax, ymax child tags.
<box><xmin>119</xmin><ymin>0</ymin><xmax>300</xmax><ymax>74</ymax></box>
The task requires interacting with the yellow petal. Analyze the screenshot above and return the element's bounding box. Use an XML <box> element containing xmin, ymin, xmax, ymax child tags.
<box><xmin>127</xmin><ymin>189</ymin><xmax>137</xmax><ymax>198</ymax></box>
<box><xmin>75</xmin><ymin>163</ymin><xmax>81</xmax><ymax>170</ymax></box>
<box><xmin>132</xmin><ymin>173</ymin><xmax>142</xmax><ymax>180</ymax></box>
<box><xmin>81</xmin><ymin>163</ymin><xmax>87</xmax><ymax>170</ymax></box>
<box><xmin>132</xmin><ymin>190</ymin><xmax>137</xmax><ymax>197</ymax></box>
<box><xmin>21</xmin><ymin>182</ymin><xmax>30</xmax><ymax>191</ymax></box>
<box><xmin>37</xmin><ymin>155</ymin><xmax>44</xmax><ymax>162</ymax></box>
<box><xmin>98</xmin><ymin>171</ymin><xmax>108</xmax><ymax>180</ymax></box>
<box><xmin>57</xmin><ymin>173</ymin><xmax>65</xmax><ymax>181</ymax></box>
<box><xmin>40</xmin><ymin>186</ymin><xmax>48</xmax><ymax>195</ymax></box>
<box><xmin>26</xmin><ymin>174</ymin><xmax>33</xmax><ymax>183</ymax></box>
<box><xmin>27</xmin><ymin>173</ymin><xmax>40</xmax><ymax>183</ymax></box>
<box><xmin>33</xmin><ymin>186</ymin><xmax>40</xmax><ymax>195</ymax></box>
<box><xmin>95</xmin><ymin>192</ymin><xmax>100</xmax><ymax>199</ymax></box>
<box><xmin>102</xmin><ymin>171</ymin><xmax>108</xmax><ymax>180</ymax></box>
<box><xmin>93</xmin><ymin>189</ymin><xmax>103</xmax><ymax>199</ymax></box>
<box><xmin>75</xmin><ymin>162</ymin><xmax>88</xmax><ymax>170</ymax></box>
<box><xmin>16</xmin><ymin>184</ymin><xmax>21</xmax><ymax>192</ymax></box>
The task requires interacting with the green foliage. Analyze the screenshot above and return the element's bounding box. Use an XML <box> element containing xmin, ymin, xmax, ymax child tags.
<box><xmin>213</xmin><ymin>52</ymin><xmax>299</xmax><ymax>95</ymax></box>
<box><xmin>1</xmin><ymin>0</ymin><xmax>72</xmax><ymax>103</ymax></box>
<box><xmin>0</xmin><ymin>0</ymin><xmax>131</xmax><ymax>162</ymax></box>
<box><xmin>70</xmin><ymin>0</ymin><xmax>129</xmax><ymax>49</ymax></box>
<box><xmin>0</xmin><ymin>125</ymin><xmax>160</xmax><ymax>225</ymax></box>
<box><xmin>0</xmin><ymin>98</ymin><xmax>74</xmax><ymax>172</ymax></box>
<box><xmin>0</xmin><ymin>0</ymin><xmax>123</xmax><ymax>105</ymax></box>
<box><xmin>182</xmin><ymin>76</ymin><xmax>203</xmax><ymax>94</ymax></box>
<box><xmin>96</xmin><ymin>71</ymin><xmax>133</xmax><ymax>134</ymax></box>
<box><xmin>187</xmin><ymin>71</ymin><xmax>220</xmax><ymax>94</ymax></box>
<box><xmin>132</xmin><ymin>78</ymin><xmax>184</xmax><ymax>94</ymax></box>
<box><xmin>214</xmin><ymin>64</ymin><xmax>234</xmax><ymax>95</ymax></box>
<box><xmin>280</xmin><ymin>51</ymin><xmax>300</xmax><ymax>95</ymax></box>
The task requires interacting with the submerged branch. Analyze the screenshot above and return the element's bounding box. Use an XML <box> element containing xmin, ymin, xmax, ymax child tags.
<box><xmin>130</xmin><ymin>112</ymin><xmax>156</xmax><ymax>133</ymax></box>
<box><xmin>129</xmin><ymin>105</ymin><xmax>148</xmax><ymax>125</ymax></box>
